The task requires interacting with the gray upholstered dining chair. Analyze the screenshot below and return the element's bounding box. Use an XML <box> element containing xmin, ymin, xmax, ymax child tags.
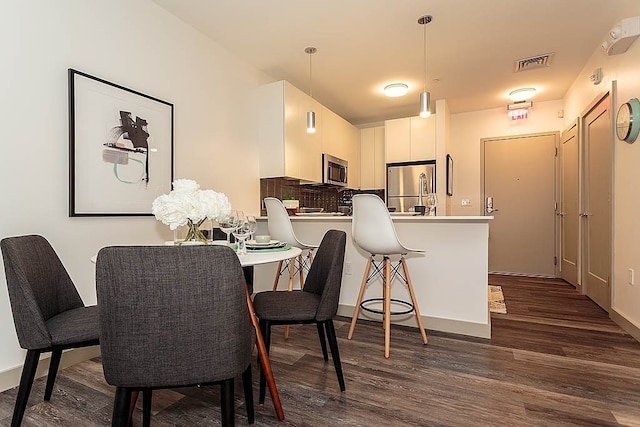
<box><xmin>0</xmin><ymin>234</ymin><xmax>100</xmax><ymax>427</ymax></box>
<box><xmin>252</xmin><ymin>229</ymin><xmax>347</xmax><ymax>404</ymax></box>
<box><xmin>95</xmin><ymin>245</ymin><xmax>255</xmax><ymax>427</ymax></box>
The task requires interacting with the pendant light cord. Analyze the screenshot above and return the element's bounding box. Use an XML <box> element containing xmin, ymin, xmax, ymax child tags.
<box><xmin>423</xmin><ymin>21</ymin><xmax>427</xmax><ymax>92</ymax></box>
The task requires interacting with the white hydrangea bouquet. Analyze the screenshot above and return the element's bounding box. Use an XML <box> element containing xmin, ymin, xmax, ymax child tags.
<box><xmin>152</xmin><ymin>179</ymin><xmax>231</xmax><ymax>244</ymax></box>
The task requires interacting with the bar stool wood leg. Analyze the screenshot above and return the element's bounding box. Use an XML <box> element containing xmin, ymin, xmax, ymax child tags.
<box><xmin>348</xmin><ymin>257</ymin><xmax>372</xmax><ymax>339</ymax></box>
<box><xmin>401</xmin><ymin>258</ymin><xmax>428</xmax><ymax>344</ymax></box>
<box><xmin>384</xmin><ymin>257</ymin><xmax>392</xmax><ymax>358</ymax></box>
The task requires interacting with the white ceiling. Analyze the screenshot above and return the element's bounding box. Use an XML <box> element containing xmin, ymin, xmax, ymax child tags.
<box><xmin>152</xmin><ymin>0</ymin><xmax>639</xmax><ymax>125</ymax></box>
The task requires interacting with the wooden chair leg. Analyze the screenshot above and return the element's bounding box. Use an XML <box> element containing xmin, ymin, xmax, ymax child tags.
<box><xmin>298</xmin><ymin>255</ymin><xmax>304</xmax><ymax>288</ymax></box>
<box><xmin>44</xmin><ymin>349</ymin><xmax>62</xmax><ymax>401</ymax></box>
<box><xmin>242</xmin><ymin>365</ymin><xmax>254</xmax><ymax>424</ymax></box>
<box><xmin>272</xmin><ymin>260</ymin><xmax>284</xmax><ymax>291</ymax></box>
<box><xmin>112</xmin><ymin>387</ymin><xmax>132</xmax><ymax>427</ymax></box>
<box><xmin>220</xmin><ymin>378</ymin><xmax>235</xmax><ymax>427</ymax></box>
<box><xmin>384</xmin><ymin>258</ymin><xmax>392</xmax><ymax>358</ymax></box>
<box><xmin>284</xmin><ymin>260</ymin><xmax>295</xmax><ymax>339</ymax></box>
<box><xmin>401</xmin><ymin>258</ymin><xmax>428</xmax><ymax>344</ymax></box>
<box><xmin>325</xmin><ymin>320</ymin><xmax>346</xmax><ymax>392</ymax></box>
<box><xmin>11</xmin><ymin>350</ymin><xmax>40</xmax><ymax>427</ymax></box>
<box><xmin>258</xmin><ymin>319</ymin><xmax>271</xmax><ymax>405</ymax></box>
<box><xmin>316</xmin><ymin>322</ymin><xmax>329</xmax><ymax>361</ymax></box>
<box><xmin>142</xmin><ymin>389</ymin><xmax>152</xmax><ymax>427</ymax></box>
<box><xmin>348</xmin><ymin>257</ymin><xmax>373</xmax><ymax>339</ymax></box>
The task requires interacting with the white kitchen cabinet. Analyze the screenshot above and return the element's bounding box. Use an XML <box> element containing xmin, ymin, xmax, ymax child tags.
<box><xmin>258</xmin><ymin>80</ymin><xmax>323</xmax><ymax>182</ymax></box>
<box><xmin>360</xmin><ymin>126</ymin><xmax>385</xmax><ymax>189</ymax></box>
<box><xmin>385</xmin><ymin>116</ymin><xmax>436</xmax><ymax>163</ymax></box>
<box><xmin>322</xmin><ymin>106</ymin><xmax>360</xmax><ymax>189</ymax></box>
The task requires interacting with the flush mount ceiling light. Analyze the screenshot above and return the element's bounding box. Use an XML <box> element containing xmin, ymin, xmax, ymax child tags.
<box><xmin>384</xmin><ymin>83</ymin><xmax>409</xmax><ymax>97</ymax></box>
<box><xmin>509</xmin><ymin>87</ymin><xmax>536</xmax><ymax>102</ymax></box>
<box><xmin>305</xmin><ymin>46</ymin><xmax>317</xmax><ymax>134</ymax></box>
<box><xmin>418</xmin><ymin>14</ymin><xmax>432</xmax><ymax>118</ymax></box>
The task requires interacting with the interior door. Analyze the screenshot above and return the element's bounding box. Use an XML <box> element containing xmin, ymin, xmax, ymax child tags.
<box><xmin>582</xmin><ymin>93</ymin><xmax>612</xmax><ymax>311</ymax></box>
<box><xmin>560</xmin><ymin>121</ymin><xmax>580</xmax><ymax>287</ymax></box>
<box><xmin>482</xmin><ymin>133</ymin><xmax>558</xmax><ymax>276</ymax></box>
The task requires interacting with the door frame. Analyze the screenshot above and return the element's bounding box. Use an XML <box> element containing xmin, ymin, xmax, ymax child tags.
<box><xmin>579</xmin><ymin>86</ymin><xmax>615</xmax><ymax>310</ymax></box>
<box><xmin>480</xmin><ymin>131</ymin><xmax>561</xmax><ymax>277</ymax></box>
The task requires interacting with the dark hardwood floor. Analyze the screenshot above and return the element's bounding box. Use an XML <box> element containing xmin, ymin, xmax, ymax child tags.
<box><xmin>2</xmin><ymin>275</ymin><xmax>640</xmax><ymax>426</ymax></box>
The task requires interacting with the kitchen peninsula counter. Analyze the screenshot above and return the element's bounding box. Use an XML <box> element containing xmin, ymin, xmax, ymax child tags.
<box><xmin>254</xmin><ymin>215</ymin><xmax>492</xmax><ymax>339</ymax></box>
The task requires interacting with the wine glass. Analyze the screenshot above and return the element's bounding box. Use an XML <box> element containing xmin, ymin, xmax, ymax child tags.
<box><xmin>218</xmin><ymin>210</ymin><xmax>240</xmax><ymax>245</ymax></box>
<box><xmin>246</xmin><ymin>215</ymin><xmax>257</xmax><ymax>242</ymax></box>
<box><xmin>425</xmin><ymin>193</ymin><xmax>438</xmax><ymax>216</ymax></box>
<box><xmin>232</xmin><ymin>213</ymin><xmax>251</xmax><ymax>255</ymax></box>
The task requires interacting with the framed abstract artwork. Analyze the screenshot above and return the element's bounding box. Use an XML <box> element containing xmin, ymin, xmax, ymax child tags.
<box><xmin>68</xmin><ymin>69</ymin><xmax>173</xmax><ymax>216</ymax></box>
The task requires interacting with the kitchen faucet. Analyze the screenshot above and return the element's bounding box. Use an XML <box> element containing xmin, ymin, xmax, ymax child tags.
<box><xmin>418</xmin><ymin>172</ymin><xmax>427</xmax><ymax>206</ymax></box>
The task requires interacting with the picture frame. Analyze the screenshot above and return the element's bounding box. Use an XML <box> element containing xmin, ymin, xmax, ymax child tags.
<box><xmin>446</xmin><ymin>154</ymin><xmax>453</xmax><ymax>196</ymax></box>
<box><xmin>69</xmin><ymin>69</ymin><xmax>173</xmax><ymax>216</ymax></box>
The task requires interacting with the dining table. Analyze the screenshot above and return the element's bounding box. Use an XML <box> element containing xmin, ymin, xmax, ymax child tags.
<box><xmin>92</xmin><ymin>241</ymin><xmax>302</xmax><ymax>422</ymax></box>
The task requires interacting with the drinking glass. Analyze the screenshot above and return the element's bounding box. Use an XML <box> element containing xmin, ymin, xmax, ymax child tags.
<box><xmin>232</xmin><ymin>213</ymin><xmax>251</xmax><ymax>255</ymax></box>
<box><xmin>218</xmin><ymin>210</ymin><xmax>240</xmax><ymax>245</ymax></box>
<box><xmin>425</xmin><ymin>193</ymin><xmax>438</xmax><ymax>216</ymax></box>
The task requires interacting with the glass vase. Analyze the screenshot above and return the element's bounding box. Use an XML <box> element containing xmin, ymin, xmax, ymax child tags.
<box><xmin>174</xmin><ymin>218</ymin><xmax>212</xmax><ymax>245</ymax></box>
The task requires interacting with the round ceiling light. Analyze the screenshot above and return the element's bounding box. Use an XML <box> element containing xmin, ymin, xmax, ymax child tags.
<box><xmin>384</xmin><ymin>83</ymin><xmax>409</xmax><ymax>97</ymax></box>
<box><xmin>509</xmin><ymin>87</ymin><xmax>536</xmax><ymax>102</ymax></box>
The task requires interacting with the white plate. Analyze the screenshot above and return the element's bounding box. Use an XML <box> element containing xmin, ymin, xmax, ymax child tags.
<box><xmin>294</xmin><ymin>212</ymin><xmax>344</xmax><ymax>216</ymax></box>
<box><xmin>246</xmin><ymin>239</ymin><xmax>281</xmax><ymax>247</ymax></box>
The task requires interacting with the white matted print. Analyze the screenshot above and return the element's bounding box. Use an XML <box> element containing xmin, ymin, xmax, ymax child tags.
<box><xmin>69</xmin><ymin>69</ymin><xmax>173</xmax><ymax>216</ymax></box>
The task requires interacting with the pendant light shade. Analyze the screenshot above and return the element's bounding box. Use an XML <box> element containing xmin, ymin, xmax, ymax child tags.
<box><xmin>305</xmin><ymin>46</ymin><xmax>317</xmax><ymax>134</ymax></box>
<box><xmin>307</xmin><ymin>111</ymin><xmax>316</xmax><ymax>133</ymax></box>
<box><xmin>418</xmin><ymin>15</ymin><xmax>432</xmax><ymax>118</ymax></box>
<box><xmin>419</xmin><ymin>91</ymin><xmax>431</xmax><ymax>118</ymax></box>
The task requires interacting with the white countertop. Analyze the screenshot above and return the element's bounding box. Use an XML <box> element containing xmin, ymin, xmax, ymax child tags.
<box><xmin>258</xmin><ymin>215</ymin><xmax>492</xmax><ymax>222</ymax></box>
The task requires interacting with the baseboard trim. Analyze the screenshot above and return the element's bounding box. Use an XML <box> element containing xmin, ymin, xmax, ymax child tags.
<box><xmin>610</xmin><ymin>309</ymin><xmax>640</xmax><ymax>343</ymax></box>
<box><xmin>337</xmin><ymin>304</ymin><xmax>491</xmax><ymax>339</ymax></box>
<box><xmin>0</xmin><ymin>346</ymin><xmax>101</xmax><ymax>394</ymax></box>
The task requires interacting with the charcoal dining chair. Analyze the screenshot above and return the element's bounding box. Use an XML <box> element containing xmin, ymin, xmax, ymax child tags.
<box><xmin>253</xmin><ymin>229</ymin><xmax>347</xmax><ymax>403</ymax></box>
<box><xmin>0</xmin><ymin>234</ymin><xmax>100</xmax><ymax>427</ymax></box>
<box><xmin>96</xmin><ymin>245</ymin><xmax>255</xmax><ymax>427</ymax></box>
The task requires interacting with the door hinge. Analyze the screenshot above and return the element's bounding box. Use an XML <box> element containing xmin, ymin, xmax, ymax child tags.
<box><xmin>555</xmin><ymin>147</ymin><xmax>558</xmax><ymax>157</ymax></box>
<box><xmin>554</xmin><ymin>256</ymin><xmax>558</xmax><ymax>266</ymax></box>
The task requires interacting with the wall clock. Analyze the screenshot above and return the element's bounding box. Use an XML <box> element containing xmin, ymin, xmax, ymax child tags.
<box><xmin>616</xmin><ymin>98</ymin><xmax>640</xmax><ymax>143</ymax></box>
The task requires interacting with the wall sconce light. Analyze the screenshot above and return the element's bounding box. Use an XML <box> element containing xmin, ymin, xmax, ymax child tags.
<box><xmin>601</xmin><ymin>16</ymin><xmax>640</xmax><ymax>55</ymax></box>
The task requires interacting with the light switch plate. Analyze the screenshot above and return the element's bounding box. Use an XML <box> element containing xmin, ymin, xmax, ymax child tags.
<box><xmin>461</xmin><ymin>199</ymin><xmax>472</xmax><ymax>206</ymax></box>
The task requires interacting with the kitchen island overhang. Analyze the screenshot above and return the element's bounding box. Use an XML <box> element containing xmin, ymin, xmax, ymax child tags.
<box><xmin>253</xmin><ymin>215</ymin><xmax>493</xmax><ymax>339</ymax></box>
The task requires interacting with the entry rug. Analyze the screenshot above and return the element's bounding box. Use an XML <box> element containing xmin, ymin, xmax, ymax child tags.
<box><xmin>489</xmin><ymin>285</ymin><xmax>507</xmax><ymax>314</ymax></box>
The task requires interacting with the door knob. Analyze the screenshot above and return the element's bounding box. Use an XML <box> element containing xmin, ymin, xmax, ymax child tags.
<box><xmin>486</xmin><ymin>196</ymin><xmax>499</xmax><ymax>214</ymax></box>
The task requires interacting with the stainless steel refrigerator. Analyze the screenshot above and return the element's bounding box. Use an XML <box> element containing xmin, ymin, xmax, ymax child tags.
<box><xmin>386</xmin><ymin>161</ymin><xmax>436</xmax><ymax>213</ymax></box>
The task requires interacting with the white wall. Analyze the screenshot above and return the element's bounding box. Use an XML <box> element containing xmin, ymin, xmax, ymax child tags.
<box><xmin>0</xmin><ymin>0</ymin><xmax>267</xmax><ymax>379</ymax></box>
<box><xmin>564</xmin><ymin>35</ymin><xmax>640</xmax><ymax>332</ymax></box>
<box><xmin>449</xmin><ymin>100</ymin><xmax>565</xmax><ymax>215</ymax></box>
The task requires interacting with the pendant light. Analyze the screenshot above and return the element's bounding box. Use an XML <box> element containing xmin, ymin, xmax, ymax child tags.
<box><xmin>418</xmin><ymin>15</ymin><xmax>432</xmax><ymax>118</ymax></box>
<box><xmin>305</xmin><ymin>46</ymin><xmax>317</xmax><ymax>133</ymax></box>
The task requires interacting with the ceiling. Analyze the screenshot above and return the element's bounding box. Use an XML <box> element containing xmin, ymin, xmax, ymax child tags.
<box><xmin>152</xmin><ymin>0</ymin><xmax>639</xmax><ymax>125</ymax></box>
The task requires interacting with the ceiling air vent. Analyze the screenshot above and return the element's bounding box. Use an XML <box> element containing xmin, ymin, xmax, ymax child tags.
<box><xmin>514</xmin><ymin>53</ymin><xmax>554</xmax><ymax>72</ymax></box>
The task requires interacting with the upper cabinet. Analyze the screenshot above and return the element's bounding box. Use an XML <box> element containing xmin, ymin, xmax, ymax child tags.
<box><xmin>385</xmin><ymin>116</ymin><xmax>436</xmax><ymax>163</ymax></box>
<box><xmin>322</xmin><ymin>106</ymin><xmax>360</xmax><ymax>189</ymax></box>
<box><xmin>258</xmin><ymin>80</ymin><xmax>323</xmax><ymax>182</ymax></box>
<box><xmin>360</xmin><ymin>126</ymin><xmax>385</xmax><ymax>190</ymax></box>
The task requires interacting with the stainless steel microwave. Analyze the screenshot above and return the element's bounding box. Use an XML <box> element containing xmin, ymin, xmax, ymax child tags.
<box><xmin>322</xmin><ymin>153</ymin><xmax>348</xmax><ymax>187</ymax></box>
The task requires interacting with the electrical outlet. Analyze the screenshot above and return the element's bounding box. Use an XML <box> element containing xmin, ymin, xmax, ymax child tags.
<box><xmin>461</xmin><ymin>199</ymin><xmax>472</xmax><ymax>206</ymax></box>
<box><xmin>629</xmin><ymin>268</ymin><xmax>635</xmax><ymax>286</ymax></box>
<box><xmin>345</xmin><ymin>262</ymin><xmax>352</xmax><ymax>275</ymax></box>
